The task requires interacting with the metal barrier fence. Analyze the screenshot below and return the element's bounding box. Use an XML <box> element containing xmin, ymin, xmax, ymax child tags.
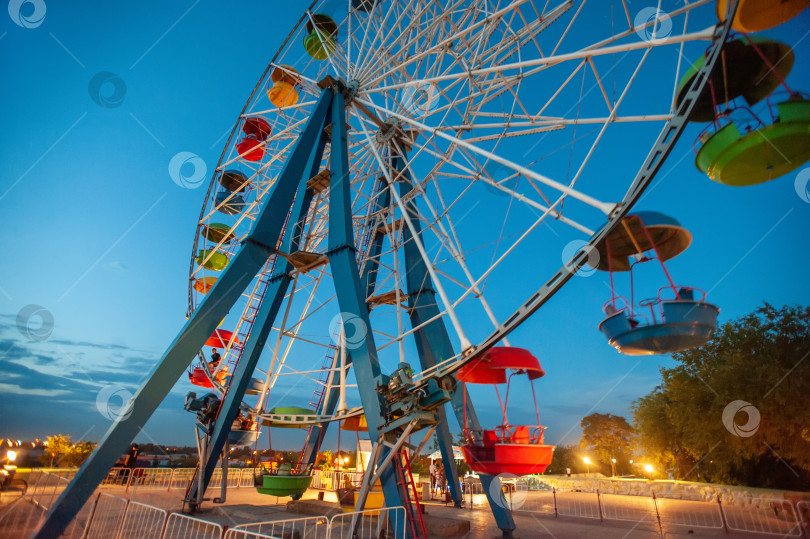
<box><xmin>225</xmin><ymin>515</ymin><xmax>328</xmax><ymax>539</ymax></box>
<box><xmin>163</xmin><ymin>513</ymin><xmax>224</xmax><ymax>539</ymax></box>
<box><xmin>503</xmin><ymin>479</ymin><xmax>809</xmax><ymax>537</ymax></box>
<box><xmin>4</xmin><ymin>470</ymin><xmax>809</xmax><ymax>538</ymax></box>
<box><xmin>210</xmin><ymin>467</ymin><xmax>242</xmax><ymax>490</ymax></box>
<box><xmin>170</xmin><ymin>467</ymin><xmax>196</xmax><ymax>491</ymax></box>
<box><xmin>311</xmin><ymin>469</ymin><xmax>365</xmax><ymax>490</ymax></box>
<box><xmin>85</xmin><ymin>493</ymin><xmax>128</xmax><ymax>539</ymax></box>
<box><xmin>655</xmin><ymin>496</ymin><xmax>724</xmax><ymax>529</ymax></box>
<box><xmin>798</xmin><ymin>500</ymin><xmax>810</xmax><ymax>533</ymax></box>
<box><xmin>720</xmin><ymin>497</ymin><xmax>802</xmax><ymax>537</ymax></box>
<box><xmin>130</xmin><ymin>468</ymin><xmax>174</xmax><ymax>491</ymax></box>
<box><xmin>119</xmin><ymin>500</ymin><xmax>168</xmax><ymax>539</ymax></box>
<box><xmin>328</xmin><ymin>507</ymin><xmax>406</xmax><ymax>539</ymax></box>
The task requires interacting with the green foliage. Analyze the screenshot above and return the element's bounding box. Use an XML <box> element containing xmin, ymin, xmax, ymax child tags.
<box><xmin>579</xmin><ymin>413</ymin><xmax>634</xmax><ymax>474</ymax></box>
<box><xmin>410</xmin><ymin>456</ymin><xmax>430</xmax><ymax>475</ymax></box>
<box><xmin>545</xmin><ymin>445</ymin><xmax>580</xmax><ymax>474</ymax></box>
<box><xmin>430</xmin><ymin>432</ymin><xmax>456</xmax><ymax>452</ymax></box>
<box><xmin>37</xmin><ymin>435</ymin><xmax>96</xmax><ymax>468</ymax></box>
<box><xmin>315</xmin><ymin>450</ymin><xmax>333</xmax><ymax>470</ymax></box>
<box><xmin>632</xmin><ymin>304</ymin><xmax>810</xmax><ymax>490</ymax></box>
<box><xmin>456</xmin><ymin>460</ymin><xmax>471</xmax><ymax>477</ymax></box>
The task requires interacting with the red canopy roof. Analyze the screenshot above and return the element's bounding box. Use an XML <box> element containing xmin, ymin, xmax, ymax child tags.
<box><xmin>456</xmin><ymin>347</ymin><xmax>545</xmax><ymax>384</ymax></box>
<box><xmin>242</xmin><ymin>117</ymin><xmax>272</xmax><ymax>141</ymax></box>
<box><xmin>205</xmin><ymin>329</ymin><xmax>239</xmax><ymax>348</ymax></box>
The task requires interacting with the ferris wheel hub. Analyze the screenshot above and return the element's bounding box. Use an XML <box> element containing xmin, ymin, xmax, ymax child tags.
<box><xmin>345</xmin><ymin>78</ymin><xmax>360</xmax><ymax>104</ymax></box>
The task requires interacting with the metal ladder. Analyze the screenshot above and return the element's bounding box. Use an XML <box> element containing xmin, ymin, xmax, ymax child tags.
<box><xmin>394</xmin><ymin>449</ymin><xmax>427</xmax><ymax>539</ymax></box>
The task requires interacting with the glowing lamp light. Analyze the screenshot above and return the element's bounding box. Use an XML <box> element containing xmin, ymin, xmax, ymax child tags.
<box><xmin>643</xmin><ymin>464</ymin><xmax>654</xmax><ymax>473</ymax></box>
<box><xmin>582</xmin><ymin>457</ymin><xmax>591</xmax><ymax>464</ymax></box>
<box><xmin>7</xmin><ymin>450</ymin><xmax>17</xmax><ymax>462</ymax></box>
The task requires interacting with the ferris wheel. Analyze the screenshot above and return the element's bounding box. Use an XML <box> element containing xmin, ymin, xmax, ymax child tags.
<box><xmin>38</xmin><ymin>0</ymin><xmax>796</xmax><ymax>537</ymax></box>
<box><xmin>181</xmin><ymin>0</ymin><xmax>742</xmax><ymax>528</ymax></box>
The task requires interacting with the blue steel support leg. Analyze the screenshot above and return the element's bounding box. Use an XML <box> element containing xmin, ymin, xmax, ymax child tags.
<box><xmin>397</xmin><ymin>159</ymin><xmax>516</xmax><ymax>535</ymax></box>
<box><xmin>300</xmin><ymin>184</ymin><xmax>392</xmax><ymax>471</ymax></box>
<box><xmin>327</xmin><ymin>90</ymin><xmax>410</xmax><ymax>537</ymax></box>
<box><xmin>33</xmin><ymin>89</ymin><xmax>334</xmax><ymax>539</ymax></box>
<box><xmin>187</xmin><ymin>104</ymin><xmax>330</xmax><ymax>504</ymax></box>
<box><xmin>391</xmin><ymin>155</ymin><xmax>463</xmax><ymax>508</ymax></box>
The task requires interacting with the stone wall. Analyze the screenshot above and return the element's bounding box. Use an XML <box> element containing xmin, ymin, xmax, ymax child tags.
<box><xmin>535</xmin><ymin>475</ymin><xmax>810</xmax><ymax>508</ymax></box>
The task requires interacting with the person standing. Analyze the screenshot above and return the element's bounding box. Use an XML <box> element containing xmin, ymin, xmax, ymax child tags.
<box><xmin>429</xmin><ymin>461</ymin><xmax>437</xmax><ymax>494</ymax></box>
<box><xmin>124</xmin><ymin>443</ymin><xmax>139</xmax><ymax>469</ymax></box>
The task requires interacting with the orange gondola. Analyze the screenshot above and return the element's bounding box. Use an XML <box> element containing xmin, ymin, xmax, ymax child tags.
<box><xmin>205</xmin><ymin>329</ymin><xmax>239</xmax><ymax>348</ymax></box>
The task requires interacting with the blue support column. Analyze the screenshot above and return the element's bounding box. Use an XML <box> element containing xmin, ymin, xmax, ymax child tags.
<box><xmin>393</xmin><ymin>155</ymin><xmax>462</xmax><ymax>508</ymax></box>
<box><xmin>326</xmin><ymin>90</ymin><xmax>410</xmax><ymax>534</ymax></box>
<box><xmin>33</xmin><ymin>89</ymin><xmax>334</xmax><ymax>539</ymax></box>
<box><xmin>397</xmin><ymin>159</ymin><xmax>516</xmax><ymax>534</ymax></box>
<box><xmin>300</xmin><ymin>182</ymin><xmax>392</xmax><ymax>471</ymax></box>
<box><xmin>187</xmin><ymin>101</ymin><xmax>331</xmax><ymax>503</ymax></box>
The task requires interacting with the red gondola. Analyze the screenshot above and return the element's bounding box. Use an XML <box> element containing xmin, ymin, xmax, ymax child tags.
<box><xmin>188</xmin><ymin>365</ymin><xmax>230</xmax><ymax>388</ymax></box>
<box><xmin>242</xmin><ymin>117</ymin><xmax>272</xmax><ymax>141</ymax></box>
<box><xmin>458</xmin><ymin>347</ymin><xmax>554</xmax><ymax>476</ymax></box>
<box><xmin>235</xmin><ymin>137</ymin><xmax>264</xmax><ymax>162</ymax></box>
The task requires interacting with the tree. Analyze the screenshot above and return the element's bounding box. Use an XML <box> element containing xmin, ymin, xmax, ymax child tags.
<box><xmin>71</xmin><ymin>441</ymin><xmax>96</xmax><ymax>467</ymax></box>
<box><xmin>579</xmin><ymin>413</ymin><xmax>634</xmax><ymax>475</ymax></box>
<box><xmin>430</xmin><ymin>432</ymin><xmax>456</xmax><ymax>452</ymax></box>
<box><xmin>37</xmin><ymin>435</ymin><xmax>96</xmax><ymax>468</ymax></box>
<box><xmin>545</xmin><ymin>445</ymin><xmax>580</xmax><ymax>475</ymax></box>
<box><xmin>632</xmin><ymin>304</ymin><xmax>810</xmax><ymax>490</ymax></box>
<box><xmin>315</xmin><ymin>450</ymin><xmax>334</xmax><ymax>470</ymax></box>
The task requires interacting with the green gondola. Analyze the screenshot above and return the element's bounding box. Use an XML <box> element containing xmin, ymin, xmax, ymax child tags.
<box><xmin>196</xmin><ymin>249</ymin><xmax>229</xmax><ymax>271</ymax></box>
<box><xmin>202</xmin><ymin>223</ymin><xmax>235</xmax><ymax>244</ymax></box>
<box><xmin>255</xmin><ymin>470</ymin><xmax>314</xmax><ymax>497</ymax></box>
<box><xmin>262</xmin><ymin>406</ymin><xmax>316</xmax><ymax>428</ymax></box>
<box><xmin>303</xmin><ymin>14</ymin><xmax>337</xmax><ymax>60</ymax></box>
<box><xmin>696</xmin><ymin>99</ymin><xmax>810</xmax><ymax>186</ymax></box>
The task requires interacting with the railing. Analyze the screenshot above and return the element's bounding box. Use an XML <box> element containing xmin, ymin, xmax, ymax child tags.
<box><xmin>84</xmin><ymin>493</ymin><xmax>128</xmax><ymax>538</ymax></box>
<box><xmin>119</xmin><ymin>500</ymin><xmax>168</xmax><ymax>539</ymax></box>
<box><xmin>5</xmin><ymin>470</ymin><xmax>809</xmax><ymax>538</ymax></box>
<box><xmin>224</xmin><ymin>516</ymin><xmax>328</xmax><ymax>539</ymax></box>
<box><xmin>501</xmin><ymin>478</ymin><xmax>807</xmax><ymax>537</ymax></box>
<box><xmin>311</xmin><ymin>469</ymin><xmax>365</xmax><ymax>490</ymax></box>
<box><xmin>328</xmin><ymin>507</ymin><xmax>406</xmax><ymax>539</ymax></box>
<box><xmin>163</xmin><ymin>513</ymin><xmax>224</xmax><ymax>539</ymax></box>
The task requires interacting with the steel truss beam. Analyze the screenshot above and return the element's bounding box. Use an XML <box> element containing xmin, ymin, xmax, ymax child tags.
<box><xmin>326</xmin><ymin>88</ymin><xmax>415</xmax><ymax>537</ymax></box>
<box><xmin>186</xmin><ymin>92</ymin><xmax>331</xmax><ymax>506</ymax></box>
<box><xmin>33</xmin><ymin>88</ymin><xmax>335</xmax><ymax>539</ymax></box>
<box><xmin>299</xmin><ymin>177</ymin><xmax>392</xmax><ymax>475</ymax></box>
<box><xmin>396</xmin><ymin>154</ymin><xmax>516</xmax><ymax>533</ymax></box>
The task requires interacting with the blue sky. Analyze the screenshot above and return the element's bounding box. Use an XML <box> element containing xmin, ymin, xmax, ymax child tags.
<box><xmin>1</xmin><ymin>1</ymin><xmax>808</xmax><ymax>452</ymax></box>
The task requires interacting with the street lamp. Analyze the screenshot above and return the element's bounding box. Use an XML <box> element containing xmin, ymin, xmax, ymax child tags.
<box><xmin>6</xmin><ymin>450</ymin><xmax>16</xmax><ymax>463</ymax></box>
<box><xmin>582</xmin><ymin>457</ymin><xmax>591</xmax><ymax>474</ymax></box>
<box><xmin>643</xmin><ymin>464</ymin><xmax>654</xmax><ymax>474</ymax></box>
<box><xmin>610</xmin><ymin>458</ymin><xmax>617</xmax><ymax>477</ymax></box>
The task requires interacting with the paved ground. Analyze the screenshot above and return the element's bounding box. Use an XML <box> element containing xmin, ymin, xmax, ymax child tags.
<box><xmin>2</xmin><ymin>481</ymin><xmax>804</xmax><ymax>538</ymax></box>
<box><xmin>92</xmin><ymin>485</ymin><xmax>790</xmax><ymax>538</ymax></box>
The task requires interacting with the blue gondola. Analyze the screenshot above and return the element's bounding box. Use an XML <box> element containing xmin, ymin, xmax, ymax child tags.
<box><xmin>228</xmin><ymin>428</ymin><xmax>259</xmax><ymax>446</ymax></box>
<box><xmin>590</xmin><ymin>212</ymin><xmax>719</xmax><ymax>355</ymax></box>
<box><xmin>228</xmin><ymin>416</ymin><xmax>259</xmax><ymax>446</ymax></box>
<box><xmin>215</xmin><ymin>192</ymin><xmax>247</xmax><ymax>215</ymax></box>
